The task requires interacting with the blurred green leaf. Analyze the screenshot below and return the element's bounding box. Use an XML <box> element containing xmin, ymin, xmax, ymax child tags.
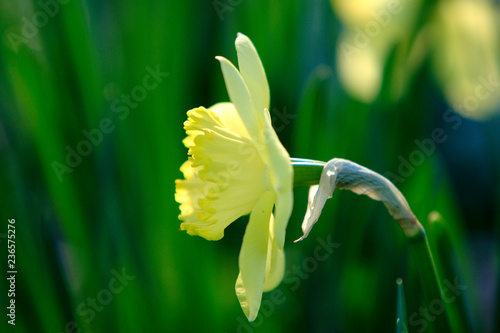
<box><xmin>396</xmin><ymin>278</ymin><xmax>408</xmax><ymax>333</ymax></box>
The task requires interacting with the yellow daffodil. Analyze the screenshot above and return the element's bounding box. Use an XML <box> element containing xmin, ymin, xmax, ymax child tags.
<box><xmin>175</xmin><ymin>33</ymin><xmax>293</xmax><ymax>321</ymax></box>
<box><xmin>332</xmin><ymin>0</ymin><xmax>500</xmax><ymax>118</ymax></box>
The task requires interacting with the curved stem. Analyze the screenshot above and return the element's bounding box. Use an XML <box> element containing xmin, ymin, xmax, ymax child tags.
<box><xmin>292</xmin><ymin>158</ymin><xmax>452</xmax><ymax>332</ymax></box>
<box><xmin>408</xmin><ymin>223</ymin><xmax>452</xmax><ymax>333</ymax></box>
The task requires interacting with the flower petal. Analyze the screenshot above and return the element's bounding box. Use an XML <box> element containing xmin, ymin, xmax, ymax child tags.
<box><xmin>235</xmin><ymin>33</ymin><xmax>270</xmax><ymax>117</ymax></box>
<box><xmin>175</xmin><ymin>160</ymin><xmax>205</xmax><ymax>220</ymax></box>
<box><xmin>261</xmin><ymin>109</ymin><xmax>294</xmax><ymax>249</ymax></box>
<box><xmin>263</xmin><ymin>214</ymin><xmax>285</xmax><ymax>291</ymax></box>
<box><xmin>209</xmin><ymin>102</ymin><xmax>251</xmax><ymax>139</ymax></box>
<box><xmin>216</xmin><ymin>56</ymin><xmax>263</xmax><ymax>142</ymax></box>
<box><xmin>179</xmin><ymin>159</ymin><xmax>195</xmax><ymax>180</ymax></box>
<box><xmin>236</xmin><ymin>190</ymin><xmax>275</xmax><ymax>321</ymax></box>
<box><xmin>271</xmin><ymin>182</ymin><xmax>293</xmax><ymax>249</ymax></box>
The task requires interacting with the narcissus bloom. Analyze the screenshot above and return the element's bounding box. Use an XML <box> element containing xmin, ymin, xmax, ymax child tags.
<box><xmin>175</xmin><ymin>33</ymin><xmax>293</xmax><ymax>321</ymax></box>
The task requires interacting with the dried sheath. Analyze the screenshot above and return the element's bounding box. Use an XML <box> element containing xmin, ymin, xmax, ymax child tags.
<box><xmin>296</xmin><ymin>158</ymin><xmax>423</xmax><ymax>242</ymax></box>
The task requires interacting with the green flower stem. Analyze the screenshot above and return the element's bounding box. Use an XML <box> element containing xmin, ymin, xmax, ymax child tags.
<box><xmin>408</xmin><ymin>224</ymin><xmax>452</xmax><ymax>333</ymax></box>
<box><xmin>290</xmin><ymin>158</ymin><xmax>325</xmax><ymax>187</ymax></box>
<box><xmin>429</xmin><ymin>212</ymin><xmax>474</xmax><ymax>333</ymax></box>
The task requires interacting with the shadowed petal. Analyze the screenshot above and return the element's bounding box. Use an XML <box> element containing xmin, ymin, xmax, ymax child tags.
<box><xmin>263</xmin><ymin>214</ymin><xmax>285</xmax><ymax>291</ymax></box>
<box><xmin>261</xmin><ymin>109</ymin><xmax>294</xmax><ymax>249</ymax></box>
<box><xmin>294</xmin><ymin>162</ymin><xmax>337</xmax><ymax>242</ymax></box>
<box><xmin>236</xmin><ymin>191</ymin><xmax>275</xmax><ymax>321</ymax></box>
<box><xmin>294</xmin><ymin>185</ymin><xmax>325</xmax><ymax>242</ymax></box>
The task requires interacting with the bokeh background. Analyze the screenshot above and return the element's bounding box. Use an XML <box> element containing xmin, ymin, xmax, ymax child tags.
<box><xmin>1</xmin><ymin>0</ymin><xmax>499</xmax><ymax>332</ymax></box>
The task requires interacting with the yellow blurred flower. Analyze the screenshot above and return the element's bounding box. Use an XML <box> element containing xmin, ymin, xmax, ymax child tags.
<box><xmin>333</xmin><ymin>0</ymin><xmax>500</xmax><ymax>119</ymax></box>
<box><xmin>175</xmin><ymin>33</ymin><xmax>293</xmax><ymax>321</ymax></box>
<box><xmin>431</xmin><ymin>0</ymin><xmax>500</xmax><ymax>120</ymax></box>
<box><xmin>333</xmin><ymin>0</ymin><xmax>422</xmax><ymax>102</ymax></box>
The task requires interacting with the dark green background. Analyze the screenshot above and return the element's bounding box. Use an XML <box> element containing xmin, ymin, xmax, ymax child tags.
<box><xmin>0</xmin><ymin>0</ymin><xmax>499</xmax><ymax>332</ymax></box>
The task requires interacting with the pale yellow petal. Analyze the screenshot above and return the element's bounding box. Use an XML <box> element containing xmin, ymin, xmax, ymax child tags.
<box><xmin>236</xmin><ymin>191</ymin><xmax>275</xmax><ymax>321</ymax></box>
<box><xmin>179</xmin><ymin>160</ymin><xmax>195</xmax><ymax>180</ymax></box>
<box><xmin>209</xmin><ymin>102</ymin><xmax>251</xmax><ymax>139</ymax></box>
<box><xmin>216</xmin><ymin>56</ymin><xmax>263</xmax><ymax>141</ymax></box>
<box><xmin>272</xmin><ymin>183</ymin><xmax>293</xmax><ymax>249</ymax></box>
<box><xmin>260</xmin><ymin>109</ymin><xmax>294</xmax><ymax>249</ymax></box>
<box><xmin>336</xmin><ymin>38</ymin><xmax>382</xmax><ymax>103</ymax></box>
<box><xmin>175</xmin><ymin>174</ymin><xmax>211</xmax><ymax>228</ymax></box>
<box><xmin>175</xmin><ymin>160</ymin><xmax>204</xmax><ymax>220</ymax></box>
<box><xmin>432</xmin><ymin>0</ymin><xmax>500</xmax><ymax>119</ymax></box>
<box><xmin>180</xmin><ymin>206</ymin><xmax>251</xmax><ymax>240</ymax></box>
<box><xmin>182</xmin><ymin>134</ymin><xmax>196</xmax><ymax>148</ymax></box>
<box><xmin>235</xmin><ymin>33</ymin><xmax>270</xmax><ymax>116</ymax></box>
<box><xmin>263</xmin><ymin>214</ymin><xmax>285</xmax><ymax>292</ymax></box>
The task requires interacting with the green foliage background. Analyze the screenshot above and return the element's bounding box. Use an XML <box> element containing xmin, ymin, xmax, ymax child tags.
<box><xmin>0</xmin><ymin>0</ymin><xmax>499</xmax><ymax>332</ymax></box>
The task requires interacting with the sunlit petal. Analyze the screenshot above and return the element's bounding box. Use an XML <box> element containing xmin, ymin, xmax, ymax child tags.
<box><xmin>263</xmin><ymin>214</ymin><xmax>285</xmax><ymax>291</ymax></box>
<box><xmin>235</xmin><ymin>33</ymin><xmax>270</xmax><ymax>118</ymax></box>
<box><xmin>216</xmin><ymin>56</ymin><xmax>262</xmax><ymax>140</ymax></box>
<box><xmin>209</xmin><ymin>102</ymin><xmax>251</xmax><ymax>139</ymax></box>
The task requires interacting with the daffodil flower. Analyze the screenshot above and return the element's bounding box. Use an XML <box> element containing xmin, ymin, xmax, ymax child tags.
<box><xmin>332</xmin><ymin>0</ymin><xmax>500</xmax><ymax>118</ymax></box>
<box><xmin>175</xmin><ymin>33</ymin><xmax>293</xmax><ymax>321</ymax></box>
